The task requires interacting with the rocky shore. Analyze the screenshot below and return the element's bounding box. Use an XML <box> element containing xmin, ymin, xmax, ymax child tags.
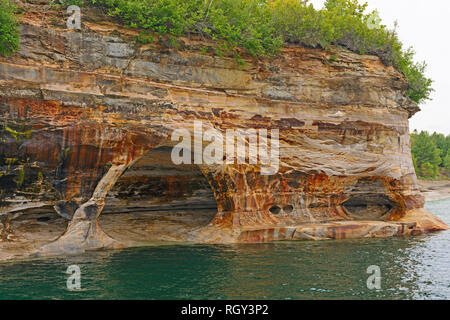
<box><xmin>419</xmin><ymin>180</ymin><xmax>450</xmax><ymax>201</ymax></box>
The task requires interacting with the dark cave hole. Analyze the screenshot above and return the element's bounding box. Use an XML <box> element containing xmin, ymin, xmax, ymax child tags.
<box><xmin>100</xmin><ymin>146</ymin><xmax>219</xmax><ymax>241</ymax></box>
<box><xmin>37</xmin><ymin>216</ymin><xmax>51</xmax><ymax>222</ymax></box>
<box><xmin>342</xmin><ymin>195</ymin><xmax>397</xmax><ymax>220</ymax></box>
<box><xmin>341</xmin><ymin>178</ymin><xmax>399</xmax><ymax>221</ymax></box>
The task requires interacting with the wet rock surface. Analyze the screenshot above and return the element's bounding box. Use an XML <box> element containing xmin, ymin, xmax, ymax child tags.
<box><xmin>0</xmin><ymin>2</ymin><xmax>447</xmax><ymax>260</ymax></box>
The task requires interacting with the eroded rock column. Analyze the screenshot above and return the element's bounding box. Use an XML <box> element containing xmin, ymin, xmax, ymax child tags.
<box><xmin>37</xmin><ymin>162</ymin><xmax>130</xmax><ymax>255</ymax></box>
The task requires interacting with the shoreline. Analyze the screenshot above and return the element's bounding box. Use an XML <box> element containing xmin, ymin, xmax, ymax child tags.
<box><xmin>419</xmin><ymin>180</ymin><xmax>450</xmax><ymax>202</ymax></box>
<box><xmin>1</xmin><ymin>181</ymin><xmax>448</xmax><ymax>262</ymax></box>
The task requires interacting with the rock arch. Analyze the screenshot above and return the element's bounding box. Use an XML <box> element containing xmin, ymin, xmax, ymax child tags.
<box><xmin>36</xmin><ymin>123</ymin><xmax>226</xmax><ymax>255</ymax></box>
<box><xmin>0</xmin><ymin>17</ymin><xmax>447</xmax><ymax>259</ymax></box>
<box><xmin>100</xmin><ymin>145</ymin><xmax>220</xmax><ymax>243</ymax></box>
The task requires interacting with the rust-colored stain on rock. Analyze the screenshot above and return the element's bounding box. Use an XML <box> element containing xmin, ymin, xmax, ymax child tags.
<box><xmin>0</xmin><ymin>2</ymin><xmax>447</xmax><ymax>259</ymax></box>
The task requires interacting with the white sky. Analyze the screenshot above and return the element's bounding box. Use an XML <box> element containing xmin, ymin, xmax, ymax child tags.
<box><xmin>309</xmin><ymin>0</ymin><xmax>450</xmax><ymax>135</ymax></box>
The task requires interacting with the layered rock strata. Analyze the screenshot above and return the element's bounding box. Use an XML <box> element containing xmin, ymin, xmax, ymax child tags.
<box><xmin>0</xmin><ymin>2</ymin><xmax>447</xmax><ymax>258</ymax></box>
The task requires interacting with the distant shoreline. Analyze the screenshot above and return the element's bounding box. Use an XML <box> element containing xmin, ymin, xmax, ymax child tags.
<box><xmin>419</xmin><ymin>180</ymin><xmax>450</xmax><ymax>201</ymax></box>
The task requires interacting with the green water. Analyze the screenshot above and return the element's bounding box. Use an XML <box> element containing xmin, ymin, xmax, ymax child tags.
<box><xmin>0</xmin><ymin>198</ymin><xmax>449</xmax><ymax>300</ymax></box>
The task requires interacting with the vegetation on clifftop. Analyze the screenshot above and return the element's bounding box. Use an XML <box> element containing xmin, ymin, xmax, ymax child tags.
<box><xmin>411</xmin><ymin>131</ymin><xmax>450</xmax><ymax>180</ymax></box>
<box><xmin>0</xmin><ymin>0</ymin><xmax>434</xmax><ymax>105</ymax></box>
<box><xmin>83</xmin><ymin>0</ymin><xmax>433</xmax><ymax>105</ymax></box>
<box><xmin>0</xmin><ymin>0</ymin><xmax>20</xmax><ymax>56</ymax></box>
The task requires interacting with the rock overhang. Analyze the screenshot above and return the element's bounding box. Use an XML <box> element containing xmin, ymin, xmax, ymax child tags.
<box><xmin>0</xmin><ymin>3</ymin><xmax>447</xmax><ymax>260</ymax></box>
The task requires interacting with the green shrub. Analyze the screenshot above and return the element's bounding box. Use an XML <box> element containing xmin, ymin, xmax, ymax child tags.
<box><xmin>0</xmin><ymin>0</ymin><xmax>20</xmax><ymax>56</ymax></box>
<box><xmin>84</xmin><ymin>0</ymin><xmax>434</xmax><ymax>104</ymax></box>
<box><xmin>444</xmin><ymin>154</ymin><xmax>450</xmax><ymax>170</ymax></box>
<box><xmin>411</xmin><ymin>130</ymin><xmax>450</xmax><ymax>180</ymax></box>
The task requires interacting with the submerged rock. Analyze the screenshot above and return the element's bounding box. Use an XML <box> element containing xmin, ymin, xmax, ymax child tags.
<box><xmin>0</xmin><ymin>2</ymin><xmax>447</xmax><ymax>259</ymax></box>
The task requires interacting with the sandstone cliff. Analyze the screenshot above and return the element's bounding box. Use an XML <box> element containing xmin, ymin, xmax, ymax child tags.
<box><xmin>0</xmin><ymin>1</ymin><xmax>447</xmax><ymax>259</ymax></box>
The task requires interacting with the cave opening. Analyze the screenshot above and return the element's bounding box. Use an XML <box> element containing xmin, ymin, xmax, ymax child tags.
<box><xmin>98</xmin><ymin>146</ymin><xmax>218</xmax><ymax>242</ymax></box>
<box><xmin>341</xmin><ymin>178</ymin><xmax>398</xmax><ymax>221</ymax></box>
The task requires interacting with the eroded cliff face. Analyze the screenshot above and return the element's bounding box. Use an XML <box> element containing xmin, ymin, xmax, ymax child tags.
<box><xmin>0</xmin><ymin>2</ymin><xmax>447</xmax><ymax>259</ymax></box>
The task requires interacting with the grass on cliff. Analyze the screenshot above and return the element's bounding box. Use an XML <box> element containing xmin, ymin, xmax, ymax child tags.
<box><xmin>0</xmin><ymin>0</ymin><xmax>19</xmax><ymax>56</ymax></box>
<box><xmin>81</xmin><ymin>0</ymin><xmax>432</xmax><ymax>105</ymax></box>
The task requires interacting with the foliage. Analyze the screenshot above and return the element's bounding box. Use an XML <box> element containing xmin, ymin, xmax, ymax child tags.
<box><xmin>411</xmin><ymin>130</ymin><xmax>450</xmax><ymax>180</ymax></box>
<box><xmin>83</xmin><ymin>0</ymin><xmax>432</xmax><ymax>105</ymax></box>
<box><xmin>0</xmin><ymin>0</ymin><xmax>20</xmax><ymax>56</ymax></box>
<box><xmin>55</xmin><ymin>0</ymin><xmax>85</xmax><ymax>7</ymax></box>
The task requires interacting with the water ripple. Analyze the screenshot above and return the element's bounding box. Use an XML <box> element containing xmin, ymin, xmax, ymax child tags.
<box><xmin>0</xmin><ymin>199</ymin><xmax>449</xmax><ymax>300</ymax></box>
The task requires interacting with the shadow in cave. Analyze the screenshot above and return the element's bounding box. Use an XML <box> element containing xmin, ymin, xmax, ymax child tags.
<box><xmin>341</xmin><ymin>178</ymin><xmax>398</xmax><ymax>221</ymax></box>
<box><xmin>99</xmin><ymin>146</ymin><xmax>218</xmax><ymax>243</ymax></box>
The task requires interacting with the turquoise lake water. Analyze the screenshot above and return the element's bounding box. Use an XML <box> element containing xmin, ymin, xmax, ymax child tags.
<box><xmin>0</xmin><ymin>198</ymin><xmax>449</xmax><ymax>300</ymax></box>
